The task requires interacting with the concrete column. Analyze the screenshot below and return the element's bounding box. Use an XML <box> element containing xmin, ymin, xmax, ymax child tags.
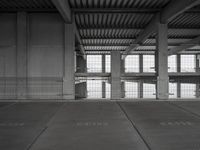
<box><xmin>177</xmin><ymin>81</ymin><xmax>181</xmax><ymax>98</ymax></box>
<box><xmin>139</xmin><ymin>54</ymin><xmax>143</xmax><ymax>73</ymax></box>
<box><xmin>102</xmin><ymin>55</ymin><xmax>106</xmax><ymax>98</ymax></box>
<box><xmin>111</xmin><ymin>51</ymin><xmax>121</xmax><ymax>99</ymax></box>
<box><xmin>121</xmin><ymin>58</ymin><xmax>125</xmax><ymax>73</ymax></box>
<box><xmin>76</xmin><ymin>55</ymin><xmax>86</xmax><ymax>73</ymax></box>
<box><xmin>177</xmin><ymin>54</ymin><xmax>181</xmax><ymax>98</ymax></box>
<box><xmin>196</xmin><ymin>54</ymin><xmax>200</xmax><ymax>98</ymax></box>
<box><xmin>63</xmin><ymin>23</ymin><xmax>75</xmax><ymax>99</ymax></box>
<box><xmin>121</xmin><ymin>82</ymin><xmax>125</xmax><ymax>98</ymax></box>
<box><xmin>138</xmin><ymin>55</ymin><xmax>143</xmax><ymax>98</ymax></box>
<box><xmin>102</xmin><ymin>81</ymin><xmax>106</xmax><ymax>98</ymax></box>
<box><xmin>102</xmin><ymin>54</ymin><xmax>105</xmax><ymax>73</ymax></box>
<box><xmin>156</xmin><ymin>23</ymin><xmax>169</xmax><ymax>100</ymax></box>
<box><xmin>177</xmin><ymin>54</ymin><xmax>181</xmax><ymax>73</ymax></box>
<box><xmin>75</xmin><ymin>82</ymin><xmax>87</xmax><ymax>99</ymax></box>
<box><xmin>138</xmin><ymin>81</ymin><xmax>143</xmax><ymax>98</ymax></box>
<box><xmin>16</xmin><ymin>12</ymin><xmax>28</xmax><ymax>99</ymax></box>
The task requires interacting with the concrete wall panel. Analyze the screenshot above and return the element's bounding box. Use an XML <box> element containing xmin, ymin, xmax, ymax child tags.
<box><xmin>28</xmin><ymin>13</ymin><xmax>64</xmax><ymax>77</ymax></box>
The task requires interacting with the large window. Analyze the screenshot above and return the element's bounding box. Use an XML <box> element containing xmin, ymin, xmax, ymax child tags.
<box><xmin>105</xmin><ymin>55</ymin><xmax>111</xmax><ymax>73</ymax></box>
<box><xmin>125</xmin><ymin>82</ymin><xmax>138</xmax><ymax>98</ymax></box>
<box><xmin>105</xmin><ymin>82</ymin><xmax>111</xmax><ymax>98</ymax></box>
<box><xmin>87</xmin><ymin>55</ymin><xmax>102</xmax><ymax>72</ymax></box>
<box><xmin>181</xmin><ymin>55</ymin><xmax>196</xmax><ymax>72</ymax></box>
<box><xmin>87</xmin><ymin>80</ymin><xmax>102</xmax><ymax>98</ymax></box>
<box><xmin>168</xmin><ymin>55</ymin><xmax>177</xmax><ymax>72</ymax></box>
<box><xmin>125</xmin><ymin>55</ymin><xmax>139</xmax><ymax>73</ymax></box>
<box><xmin>143</xmin><ymin>83</ymin><xmax>156</xmax><ymax>98</ymax></box>
<box><xmin>169</xmin><ymin>83</ymin><xmax>177</xmax><ymax>98</ymax></box>
<box><xmin>181</xmin><ymin>83</ymin><xmax>196</xmax><ymax>98</ymax></box>
<box><xmin>143</xmin><ymin>55</ymin><xmax>155</xmax><ymax>72</ymax></box>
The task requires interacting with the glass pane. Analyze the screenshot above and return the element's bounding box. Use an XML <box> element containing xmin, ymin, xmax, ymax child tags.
<box><xmin>169</xmin><ymin>83</ymin><xmax>177</xmax><ymax>98</ymax></box>
<box><xmin>181</xmin><ymin>83</ymin><xmax>196</xmax><ymax>98</ymax></box>
<box><xmin>105</xmin><ymin>82</ymin><xmax>111</xmax><ymax>98</ymax></box>
<box><xmin>105</xmin><ymin>55</ymin><xmax>111</xmax><ymax>73</ymax></box>
<box><xmin>181</xmin><ymin>55</ymin><xmax>195</xmax><ymax>72</ymax></box>
<box><xmin>143</xmin><ymin>55</ymin><xmax>155</xmax><ymax>72</ymax></box>
<box><xmin>168</xmin><ymin>55</ymin><xmax>177</xmax><ymax>72</ymax></box>
<box><xmin>125</xmin><ymin>55</ymin><xmax>139</xmax><ymax>73</ymax></box>
<box><xmin>87</xmin><ymin>80</ymin><xmax>102</xmax><ymax>98</ymax></box>
<box><xmin>143</xmin><ymin>83</ymin><xmax>156</xmax><ymax>98</ymax></box>
<box><xmin>125</xmin><ymin>82</ymin><xmax>138</xmax><ymax>98</ymax></box>
<box><xmin>87</xmin><ymin>55</ymin><xmax>102</xmax><ymax>72</ymax></box>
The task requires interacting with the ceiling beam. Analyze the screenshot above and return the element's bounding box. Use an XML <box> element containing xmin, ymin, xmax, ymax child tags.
<box><xmin>0</xmin><ymin>8</ymin><xmax>57</xmax><ymax>12</ymax></box>
<box><xmin>52</xmin><ymin>0</ymin><xmax>86</xmax><ymax>59</ymax></box>
<box><xmin>79</xmin><ymin>27</ymin><xmax>200</xmax><ymax>30</ymax></box>
<box><xmin>161</xmin><ymin>0</ymin><xmax>200</xmax><ymax>23</ymax></box>
<box><xmin>168</xmin><ymin>36</ymin><xmax>200</xmax><ymax>55</ymax></box>
<box><xmin>72</xmin><ymin>8</ymin><xmax>200</xmax><ymax>14</ymax></box>
<box><xmin>82</xmin><ymin>43</ymin><xmax>183</xmax><ymax>47</ymax></box>
<box><xmin>122</xmin><ymin>0</ymin><xmax>200</xmax><ymax>59</ymax></box>
<box><xmin>51</xmin><ymin>0</ymin><xmax>71</xmax><ymax>23</ymax></box>
<box><xmin>75</xmin><ymin>26</ymin><xmax>86</xmax><ymax>59</ymax></box>
<box><xmin>72</xmin><ymin>8</ymin><xmax>159</xmax><ymax>13</ymax></box>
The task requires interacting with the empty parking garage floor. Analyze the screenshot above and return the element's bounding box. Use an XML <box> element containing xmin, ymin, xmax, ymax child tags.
<box><xmin>0</xmin><ymin>101</ymin><xmax>200</xmax><ymax>150</ymax></box>
<box><xmin>1</xmin><ymin>0</ymin><xmax>200</xmax><ymax>150</ymax></box>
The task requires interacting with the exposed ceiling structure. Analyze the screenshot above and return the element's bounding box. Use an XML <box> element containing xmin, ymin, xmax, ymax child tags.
<box><xmin>1</xmin><ymin>0</ymin><xmax>200</xmax><ymax>55</ymax></box>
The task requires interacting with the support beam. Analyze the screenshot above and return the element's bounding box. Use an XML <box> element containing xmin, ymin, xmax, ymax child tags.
<box><xmin>121</xmin><ymin>82</ymin><xmax>125</xmax><ymax>98</ymax></box>
<box><xmin>111</xmin><ymin>51</ymin><xmax>121</xmax><ymax>100</ymax></box>
<box><xmin>168</xmin><ymin>36</ymin><xmax>200</xmax><ymax>55</ymax></box>
<box><xmin>51</xmin><ymin>0</ymin><xmax>71</xmax><ymax>23</ymax></box>
<box><xmin>102</xmin><ymin>54</ymin><xmax>106</xmax><ymax>73</ymax></box>
<box><xmin>161</xmin><ymin>0</ymin><xmax>200</xmax><ymax>23</ymax></box>
<box><xmin>196</xmin><ymin>55</ymin><xmax>200</xmax><ymax>98</ymax></box>
<box><xmin>16</xmin><ymin>12</ymin><xmax>28</xmax><ymax>99</ymax></box>
<box><xmin>63</xmin><ymin>23</ymin><xmax>75</xmax><ymax>99</ymax></box>
<box><xmin>122</xmin><ymin>0</ymin><xmax>200</xmax><ymax>59</ymax></box>
<box><xmin>52</xmin><ymin>0</ymin><xmax>86</xmax><ymax>59</ymax></box>
<box><xmin>75</xmin><ymin>26</ymin><xmax>86</xmax><ymax>59</ymax></box>
<box><xmin>122</xmin><ymin>44</ymin><xmax>139</xmax><ymax>59</ymax></box>
<box><xmin>76</xmin><ymin>55</ymin><xmax>86</xmax><ymax>73</ymax></box>
<box><xmin>72</xmin><ymin>8</ymin><xmax>200</xmax><ymax>14</ymax></box>
<box><xmin>102</xmin><ymin>82</ymin><xmax>106</xmax><ymax>98</ymax></box>
<box><xmin>138</xmin><ymin>81</ymin><xmax>143</xmax><ymax>98</ymax></box>
<box><xmin>121</xmin><ymin>58</ymin><xmax>125</xmax><ymax>73</ymax></box>
<box><xmin>156</xmin><ymin>23</ymin><xmax>169</xmax><ymax>100</ymax></box>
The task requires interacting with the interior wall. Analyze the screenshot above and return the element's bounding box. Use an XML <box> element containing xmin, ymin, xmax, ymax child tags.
<box><xmin>0</xmin><ymin>13</ymin><xmax>65</xmax><ymax>99</ymax></box>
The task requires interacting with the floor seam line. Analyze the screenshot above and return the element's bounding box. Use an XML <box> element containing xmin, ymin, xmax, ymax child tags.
<box><xmin>46</xmin><ymin>103</ymin><xmax>66</xmax><ymax>126</ymax></box>
<box><xmin>26</xmin><ymin>103</ymin><xmax>65</xmax><ymax>150</ymax></box>
<box><xmin>26</xmin><ymin>126</ymin><xmax>48</xmax><ymax>150</ymax></box>
<box><xmin>166</xmin><ymin>102</ymin><xmax>200</xmax><ymax>120</ymax></box>
<box><xmin>116</xmin><ymin>102</ymin><xmax>151</xmax><ymax>150</ymax></box>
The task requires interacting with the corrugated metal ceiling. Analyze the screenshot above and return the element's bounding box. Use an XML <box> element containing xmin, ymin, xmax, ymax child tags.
<box><xmin>69</xmin><ymin>0</ymin><xmax>170</xmax><ymax>9</ymax></box>
<box><xmin>0</xmin><ymin>0</ymin><xmax>55</xmax><ymax>9</ymax></box>
<box><xmin>0</xmin><ymin>0</ymin><xmax>199</xmax><ymax>53</ymax></box>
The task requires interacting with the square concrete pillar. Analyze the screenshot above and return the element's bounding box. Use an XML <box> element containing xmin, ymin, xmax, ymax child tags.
<box><xmin>155</xmin><ymin>23</ymin><xmax>169</xmax><ymax>100</ymax></box>
<box><xmin>196</xmin><ymin>55</ymin><xmax>200</xmax><ymax>98</ymax></box>
<box><xmin>121</xmin><ymin>82</ymin><xmax>125</xmax><ymax>98</ymax></box>
<box><xmin>17</xmin><ymin>12</ymin><xmax>28</xmax><ymax>99</ymax></box>
<box><xmin>76</xmin><ymin>55</ymin><xmax>86</xmax><ymax>73</ymax></box>
<box><xmin>111</xmin><ymin>51</ymin><xmax>121</xmax><ymax>100</ymax></box>
<box><xmin>63</xmin><ymin>23</ymin><xmax>75</xmax><ymax>99</ymax></box>
<box><xmin>177</xmin><ymin>54</ymin><xmax>181</xmax><ymax>98</ymax></box>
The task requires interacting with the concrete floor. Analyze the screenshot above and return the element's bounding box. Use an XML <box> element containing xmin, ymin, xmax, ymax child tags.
<box><xmin>0</xmin><ymin>101</ymin><xmax>200</xmax><ymax>150</ymax></box>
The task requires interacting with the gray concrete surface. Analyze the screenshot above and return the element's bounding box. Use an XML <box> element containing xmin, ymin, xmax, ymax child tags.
<box><xmin>120</xmin><ymin>101</ymin><xmax>200</xmax><ymax>150</ymax></box>
<box><xmin>0</xmin><ymin>103</ymin><xmax>63</xmax><ymax>150</ymax></box>
<box><xmin>1</xmin><ymin>101</ymin><xmax>200</xmax><ymax>150</ymax></box>
<box><xmin>30</xmin><ymin>102</ymin><xmax>148</xmax><ymax>150</ymax></box>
